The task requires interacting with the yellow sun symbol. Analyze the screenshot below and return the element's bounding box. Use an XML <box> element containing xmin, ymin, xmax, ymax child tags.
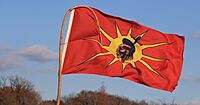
<box><xmin>83</xmin><ymin>22</ymin><xmax>167</xmax><ymax>76</ymax></box>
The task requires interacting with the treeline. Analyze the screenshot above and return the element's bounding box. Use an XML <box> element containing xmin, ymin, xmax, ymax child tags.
<box><xmin>0</xmin><ymin>76</ymin><xmax>177</xmax><ymax>105</ymax></box>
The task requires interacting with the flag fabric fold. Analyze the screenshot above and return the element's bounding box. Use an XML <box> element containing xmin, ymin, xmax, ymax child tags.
<box><xmin>61</xmin><ymin>6</ymin><xmax>184</xmax><ymax>92</ymax></box>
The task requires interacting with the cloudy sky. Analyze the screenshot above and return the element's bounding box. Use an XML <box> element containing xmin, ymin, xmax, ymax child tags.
<box><xmin>0</xmin><ymin>0</ymin><xmax>200</xmax><ymax>105</ymax></box>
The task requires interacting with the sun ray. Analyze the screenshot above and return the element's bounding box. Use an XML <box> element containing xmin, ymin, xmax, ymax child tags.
<box><xmin>131</xmin><ymin>62</ymin><xmax>136</xmax><ymax>68</ymax></box>
<box><xmin>126</xmin><ymin>60</ymin><xmax>136</xmax><ymax>68</ymax></box>
<box><xmin>141</xmin><ymin>42</ymin><xmax>167</xmax><ymax>50</ymax></box>
<box><xmin>115</xmin><ymin>22</ymin><xmax>123</xmax><ymax>38</ymax></box>
<box><xmin>142</xmin><ymin>55</ymin><xmax>165</xmax><ymax>61</ymax></box>
<box><xmin>127</xmin><ymin>26</ymin><xmax>132</xmax><ymax>38</ymax></box>
<box><xmin>135</xmin><ymin>30</ymin><xmax>148</xmax><ymax>39</ymax></box>
<box><xmin>122</xmin><ymin>63</ymin><xmax>128</xmax><ymax>72</ymax></box>
<box><xmin>100</xmin><ymin>28</ymin><xmax>114</xmax><ymax>41</ymax></box>
<box><xmin>139</xmin><ymin>59</ymin><xmax>160</xmax><ymax>76</ymax></box>
<box><xmin>84</xmin><ymin>52</ymin><xmax>112</xmax><ymax>63</ymax></box>
<box><xmin>82</xmin><ymin>38</ymin><xmax>109</xmax><ymax>50</ymax></box>
<box><xmin>107</xmin><ymin>58</ymin><xmax>119</xmax><ymax>67</ymax></box>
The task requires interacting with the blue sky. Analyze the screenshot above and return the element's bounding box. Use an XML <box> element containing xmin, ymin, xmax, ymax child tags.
<box><xmin>0</xmin><ymin>0</ymin><xmax>200</xmax><ymax>104</ymax></box>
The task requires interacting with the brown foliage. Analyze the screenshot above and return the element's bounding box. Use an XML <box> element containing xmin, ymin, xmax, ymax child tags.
<box><xmin>39</xmin><ymin>100</ymin><xmax>56</xmax><ymax>105</ymax></box>
<box><xmin>0</xmin><ymin>76</ymin><xmax>41</xmax><ymax>105</ymax></box>
<box><xmin>60</xmin><ymin>85</ymin><xmax>148</xmax><ymax>105</ymax></box>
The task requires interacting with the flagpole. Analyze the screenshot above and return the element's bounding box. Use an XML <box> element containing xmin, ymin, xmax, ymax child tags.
<box><xmin>56</xmin><ymin>5</ymin><xmax>101</xmax><ymax>105</ymax></box>
<box><xmin>56</xmin><ymin>8</ymin><xmax>74</xmax><ymax>105</ymax></box>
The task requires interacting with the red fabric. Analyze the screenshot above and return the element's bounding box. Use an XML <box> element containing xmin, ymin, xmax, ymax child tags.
<box><xmin>62</xmin><ymin>7</ymin><xmax>184</xmax><ymax>92</ymax></box>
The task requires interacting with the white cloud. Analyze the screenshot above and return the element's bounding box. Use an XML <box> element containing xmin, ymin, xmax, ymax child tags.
<box><xmin>0</xmin><ymin>44</ymin><xmax>58</xmax><ymax>71</ymax></box>
<box><xmin>17</xmin><ymin>44</ymin><xmax>58</xmax><ymax>62</ymax></box>
<box><xmin>0</xmin><ymin>55</ymin><xmax>21</xmax><ymax>71</ymax></box>
<box><xmin>0</xmin><ymin>45</ymin><xmax>12</xmax><ymax>50</ymax></box>
<box><xmin>193</xmin><ymin>32</ymin><xmax>200</xmax><ymax>39</ymax></box>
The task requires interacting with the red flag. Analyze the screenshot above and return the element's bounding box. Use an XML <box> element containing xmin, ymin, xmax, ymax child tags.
<box><xmin>61</xmin><ymin>6</ymin><xmax>184</xmax><ymax>92</ymax></box>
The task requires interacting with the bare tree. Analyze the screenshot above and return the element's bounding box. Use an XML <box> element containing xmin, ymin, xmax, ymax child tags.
<box><xmin>0</xmin><ymin>76</ymin><xmax>41</xmax><ymax>105</ymax></box>
<box><xmin>0</xmin><ymin>76</ymin><xmax>7</xmax><ymax>88</ymax></box>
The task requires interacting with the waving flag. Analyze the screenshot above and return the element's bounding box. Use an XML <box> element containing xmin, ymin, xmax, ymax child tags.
<box><xmin>61</xmin><ymin>6</ymin><xmax>184</xmax><ymax>92</ymax></box>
